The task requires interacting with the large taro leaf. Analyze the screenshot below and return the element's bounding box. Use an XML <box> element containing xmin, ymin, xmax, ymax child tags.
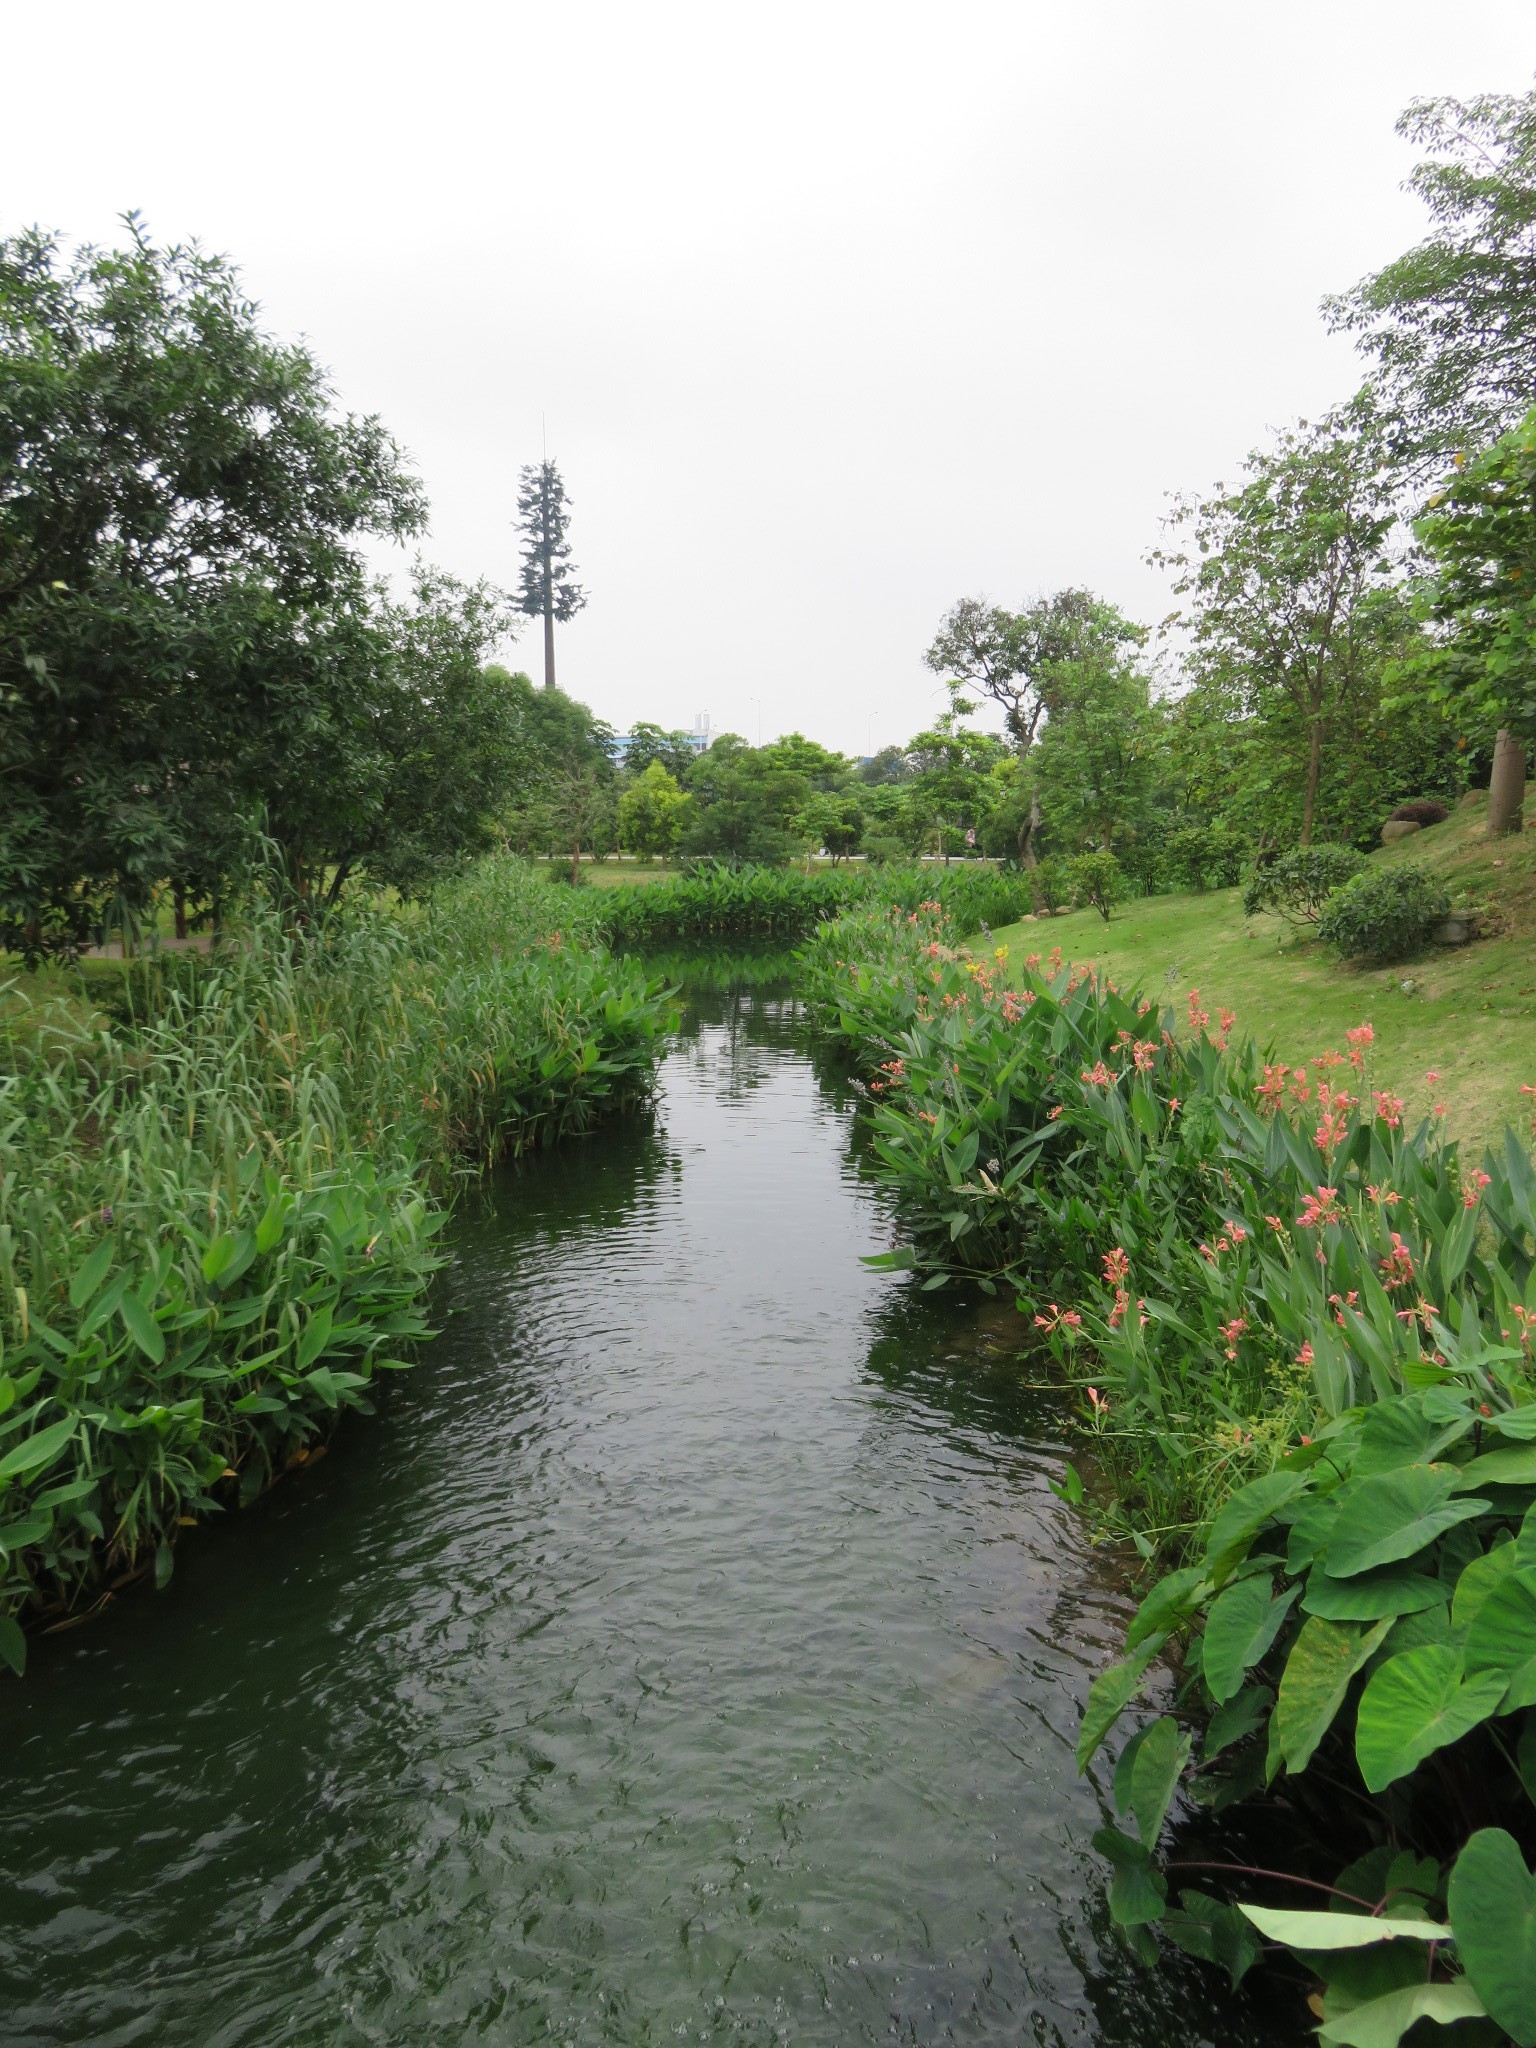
<box><xmin>1447</xmin><ymin>1829</ymin><xmax>1536</xmax><ymax>2047</ymax></box>
<box><xmin>1451</xmin><ymin>1544</ymin><xmax>1520</xmax><ymax>1630</ymax></box>
<box><xmin>1454</xmin><ymin>1444</ymin><xmax>1536</xmax><ymax>1489</ymax></box>
<box><xmin>1203</xmin><ymin>1683</ymin><xmax>1272</xmax><ymax>1760</ymax></box>
<box><xmin>1127</xmin><ymin>1715</ymin><xmax>1191</xmax><ymax>1846</ymax></box>
<box><xmin>1275</xmin><ymin>1617</ymin><xmax>1392</xmax><ymax>1774</ymax></box>
<box><xmin>1076</xmin><ymin>1635</ymin><xmax>1164</xmax><ymax>1770</ymax></box>
<box><xmin>1161</xmin><ymin>1890</ymin><xmax>1263</xmax><ymax>1988</ymax></box>
<box><xmin>1323</xmin><ymin>1468</ymin><xmax>1488</xmax><ymax>1579</ymax></box>
<box><xmin>1202</xmin><ymin>1575</ymin><xmax>1300</xmax><ymax>1702</ymax></box>
<box><xmin>1124</xmin><ymin>1564</ymin><xmax>1208</xmax><ymax>1651</ymax></box>
<box><xmin>1353</xmin><ymin>1644</ymin><xmax>1506</xmax><ymax>1791</ymax></box>
<box><xmin>1302</xmin><ymin>1565</ymin><xmax>1447</xmax><ymax>1623</ymax></box>
<box><xmin>1463</xmin><ymin>1568</ymin><xmax>1536</xmax><ymax>1712</ymax></box>
<box><xmin>1203</xmin><ymin>1470</ymin><xmax>1307</xmax><ymax>1585</ymax></box>
<box><xmin>1092</xmin><ymin>1824</ymin><xmax>1167</xmax><ymax>1927</ymax></box>
<box><xmin>1239</xmin><ymin>1905</ymin><xmax>1449</xmax><ymax>1948</ymax></box>
<box><xmin>1317</xmin><ymin>1982</ymin><xmax>1488</xmax><ymax>2048</ymax></box>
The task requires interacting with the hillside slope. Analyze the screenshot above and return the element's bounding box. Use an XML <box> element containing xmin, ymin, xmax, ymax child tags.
<box><xmin>987</xmin><ymin>792</ymin><xmax>1536</xmax><ymax>1157</ymax></box>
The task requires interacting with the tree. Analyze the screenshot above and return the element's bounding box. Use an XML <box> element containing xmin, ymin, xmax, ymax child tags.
<box><xmin>0</xmin><ymin>218</ymin><xmax>429</xmax><ymax>954</ymax></box>
<box><xmin>514</xmin><ymin>458</ymin><xmax>586</xmax><ymax>690</ymax></box>
<box><xmin>796</xmin><ymin>790</ymin><xmax>864</xmax><ymax>860</ymax></box>
<box><xmin>622</xmin><ymin>722</ymin><xmax>698</xmax><ymax>780</ymax></box>
<box><xmin>681</xmin><ymin>739</ymin><xmax>810</xmax><ymax>865</ymax></box>
<box><xmin>1415</xmin><ymin>407</ymin><xmax>1536</xmax><ymax>832</ymax></box>
<box><xmin>923</xmin><ymin>590</ymin><xmax>1144</xmax><ymax>864</ymax></box>
<box><xmin>1153</xmin><ymin>403</ymin><xmax>1408</xmax><ymax>845</ymax></box>
<box><xmin>924</xmin><ymin>591</ymin><xmax>1144</xmax><ymax>754</ymax></box>
<box><xmin>618</xmin><ymin>761</ymin><xmax>691</xmax><ymax>859</ymax></box>
<box><xmin>501</xmin><ymin>682</ymin><xmax>615</xmax><ymax>855</ymax></box>
<box><xmin>1030</xmin><ymin>660</ymin><xmax>1164</xmax><ymax>856</ymax></box>
<box><xmin>1325</xmin><ymin>86</ymin><xmax>1536</xmax><ymax>472</ymax></box>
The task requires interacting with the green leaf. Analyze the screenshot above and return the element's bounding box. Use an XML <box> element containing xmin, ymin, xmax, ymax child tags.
<box><xmin>1317</xmin><ymin>1981</ymin><xmax>1487</xmax><ymax>2047</ymax></box>
<box><xmin>859</xmin><ymin>1247</ymin><xmax>916</xmax><ymax>1271</ymax></box>
<box><xmin>1092</xmin><ymin>1825</ymin><xmax>1167</xmax><ymax>1927</ymax></box>
<box><xmin>0</xmin><ymin>1415</ymin><xmax>77</xmax><ymax>1482</ymax></box>
<box><xmin>1128</xmin><ymin>1715</ymin><xmax>1191</xmax><ymax>1845</ymax></box>
<box><xmin>1077</xmin><ymin>1636</ymin><xmax>1164</xmax><ymax>1770</ymax></box>
<box><xmin>1203</xmin><ymin>1576</ymin><xmax>1299</xmax><ymax>1701</ymax></box>
<box><xmin>1203</xmin><ymin>1683</ymin><xmax>1273</xmax><ymax>1759</ymax></box>
<box><xmin>295</xmin><ymin>1306</ymin><xmax>334</xmax><ymax>1372</ymax></box>
<box><xmin>1464</xmin><ymin>1568</ymin><xmax>1536</xmax><ymax>1711</ymax></box>
<box><xmin>1324</xmin><ymin>1467</ymin><xmax>1488</xmax><ymax>1578</ymax></box>
<box><xmin>1456</xmin><ymin>1444</ymin><xmax>1536</xmax><ymax>1488</ymax></box>
<box><xmin>1302</xmin><ymin>1566</ymin><xmax>1447</xmax><ymax>1622</ymax></box>
<box><xmin>1451</xmin><ymin>1544</ymin><xmax>1518</xmax><ymax>1630</ymax></box>
<box><xmin>0</xmin><ymin>1613</ymin><xmax>26</xmax><ymax>1676</ymax></box>
<box><xmin>154</xmin><ymin>1541</ymin><xmax>173</xmax><ymax>1590</ymax></box>
<box><xmin>67</xmin><ymin>1237</ymin><xmax>116</xmax><ymax>1310</ymax></box>
<box><xmin>254</xmin><ymin>1198</ymin><xmax>287</xmax><ymax>1256</ymax></box>
<box><xmin>1275</xmin><ymin>1616</ymin><xmax>1391</xmax><ymax>1774</ymax></box>
<box><xmin>1203</xmin><ymin>1470</ymin><xmax>1307</xmax><ymax>1584</ymax></box>
<box><xmin>1125</xmin><ymin>1565</ymin><xmax>1207</xmax><ymax>1650</ymax></box>
<box><xmin>119</xmin><ymin>1291</ymin><xmax>166</xmax><ymax>1365</ymax></box>
<box><xmin>1049</xmin><ymin>1461</ymin><xmax>1084</xmax><ymax>1507</ymax></box>
<box><xmin>1447</xmin><ymin>1829</ymin><xmax>1536</xmax><ymax>2047</ymax></box>
<box><xmin>1160</xmin><ymin>1891</ymin><xmax>1263</xmax><ymax>1987</ymax></box>
<box><xmin>1239</xmin><ymin>1905</ymin><xmax>1449</xmax><ymax>1949</ymax></box>
<box><xmin>200</xmin><ymin>1233</ymin><xmax>237</xmax><ymax>1283</ymax></box>
<box><xmin>1354</xmin><ymin>1644</ymin><xmax>1505</xmax><ymax>1791</ymax></box>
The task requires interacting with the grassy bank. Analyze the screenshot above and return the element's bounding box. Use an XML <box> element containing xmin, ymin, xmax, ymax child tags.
<box><xmin>986</xmin><ymin>795</ymin><xmax>1536</xmax><ymax>1155</ymax></box>
<box><xmin>0</xmin><ymin>860</ymin><xmax>678</xmax><ymax>1665</ymax></box>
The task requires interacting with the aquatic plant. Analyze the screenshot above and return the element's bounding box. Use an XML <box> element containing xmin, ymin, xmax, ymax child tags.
<box><xmin>0</xmin><ymin>858</ymin><xmax>678</xmax><ymax>1663</ymax></box>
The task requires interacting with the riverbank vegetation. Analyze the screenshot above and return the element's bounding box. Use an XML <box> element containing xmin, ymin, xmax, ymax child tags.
<box><xmin>0</xmin><ymin>861</ymin><xmax>676</xmax><ymax>1670</ymax></box>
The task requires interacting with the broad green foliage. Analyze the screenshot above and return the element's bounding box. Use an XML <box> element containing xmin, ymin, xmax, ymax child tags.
<box><xmin>617</xmin><ymin>762</ymin><xmax>691</xmax><ymax>860</ymax></box>
<box><xmin>1416</xmin><ymin>410</ymin><xmax>1536</xmax><ymax>744</ymax></box>
<box><xmin>1318</xmin><ymin>865</ymin><xmax>1453</xmax><ymax>961</ymax></box>
<box><xmin>0</xmin><ymin>859</ymin><xmax>677</xmax><ymax>1658</ymax></box>
<box><xmin>0</xmin><ymin>221</ymin><xmax>524</xmax><ymax>953</ymax></box>
<box><xmin>1325</xmin><ymin>85</ymin><xmax>1536</xmax><ymax>470</ymax></box>
<box><xmin>806</xmin><ymin>896</ymin><xmax>1536</xmax><ymax>2041</ymax></box>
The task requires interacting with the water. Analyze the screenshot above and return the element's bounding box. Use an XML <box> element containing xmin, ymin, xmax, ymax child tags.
<box><xmin>0</xmin><ymin>963</ymin><xmax>1301</xmax><ymax>2046</ymax></box>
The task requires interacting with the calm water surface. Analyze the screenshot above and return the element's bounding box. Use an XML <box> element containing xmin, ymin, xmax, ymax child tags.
<box><xmin>0</xmin><ymin>964</ymin><xmax>1301</xmax><ymax>2046</ymax></box>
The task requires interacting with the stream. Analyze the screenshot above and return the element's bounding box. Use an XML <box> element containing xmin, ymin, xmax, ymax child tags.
<box><xmin>0</xmin><ymin>958</ymin><xmax>1300</xmax><ymax>2045</ymax></box>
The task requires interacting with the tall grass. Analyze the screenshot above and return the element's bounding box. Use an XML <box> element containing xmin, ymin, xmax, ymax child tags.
<box><xmin>0</xmin><ymin>859</ymin><xmax>677</xmax><ymax>1662</ymax></box>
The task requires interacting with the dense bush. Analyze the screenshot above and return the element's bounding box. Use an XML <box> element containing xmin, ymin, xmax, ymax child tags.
<box><xmin>1318</xmin><ymin>864</ymin><xmax>1452</xmax><ymax>960</ymax></box>
<box><xmin>1164</xmin><ymin>823</ymin><xmax>1249</xmax><ymax>893</ymax></box>
<box><xmin>803</xmin><ymin>899</ymin><xmax>1536</xmax><ymax>2042</ymax></box>
<box><xmin>0</xmin><ymin>860</ymin><xmax>678</xmax><ymax>1663</ymax></box>
<box><xmin>1241</xmin><ymin>843</ymin><xmax>1369</xmax><ymax>924</ymax></box>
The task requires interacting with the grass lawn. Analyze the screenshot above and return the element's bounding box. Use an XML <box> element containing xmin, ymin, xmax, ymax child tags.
<box><xmin>544</xmin><ymin>861</ymin><xmax>677</xmax><ymax>887</ymax></box>
<box><xmin>985</xmin><ymin>793</ymin><xmax>1536</xmax><ymax>1159</ymax></box>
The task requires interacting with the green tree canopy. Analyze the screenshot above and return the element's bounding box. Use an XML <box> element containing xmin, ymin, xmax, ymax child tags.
<box><xmin>618</xmin><ymin>760</ymin><xmax>691</xmax><ymax>859</ymax></box>
<box><xmin>1325</xmin><ymin>85</ymin><xmax>1536</xmax><ymax>470</ymax></box>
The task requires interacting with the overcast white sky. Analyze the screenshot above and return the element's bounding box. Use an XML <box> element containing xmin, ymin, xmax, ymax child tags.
<box><xmin>5</xmin><ymin>3</ymin><xmax>1533</xmax><ymax>753</ymax></box>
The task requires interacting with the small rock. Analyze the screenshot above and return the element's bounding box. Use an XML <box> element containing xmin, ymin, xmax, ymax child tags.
<box><xmin>1380</xmin><ymin>820</ymin><xmax>1422</xmax><ymax>844</ymax></box>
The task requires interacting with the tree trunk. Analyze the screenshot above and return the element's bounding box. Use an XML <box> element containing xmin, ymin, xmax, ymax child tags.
<box><xmin>570</xmin><ymin>837</ymin><xmax>581</xmax><ymax>886</ymax></box>
<box><xmin>544</xmin><ymin>599</ymin><xmax>556</xmax><ymax>691</ymax></box>
<box><xmin>1487</xmin><ymin>727</ymin><xmax>1527</xmax><ymax>838</ymax></box>
<box><xmin>173</xmin><ymin>886</ymin><xmax>187</xmax><ymax>941</ymax></box>
<box><xmin>1301</xmin><ymin>706</ymin><xmax>1323</xmax><ymax>847</ymax></box>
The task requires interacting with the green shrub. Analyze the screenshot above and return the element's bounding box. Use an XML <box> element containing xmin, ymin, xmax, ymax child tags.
<box><xmin>1318</xmin><ymin>864</ymin><xmax>1452</xmax><ymax>960</ymax></box>
<box><xmin>1065</xmin><ymin>850</ymin><xmax>1122</xmax><ymax>922</ymax></box>
<box><xmin>1165</xmin><ymin>823</ymin><xmax>1248</xmax><ymax>893</ymax></box>
<box><xmin>1031</xmin><ymin>856</ymin><xmax>1068</xmax><ymax>916</ymax></box>
<box><xmin>1241</xmin><ymin>843</ymin><xmax>1368</xmax><ymax>923</ymax></box>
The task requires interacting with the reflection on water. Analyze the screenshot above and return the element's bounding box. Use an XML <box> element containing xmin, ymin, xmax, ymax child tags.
<box><xmin>0</xmin><ymin>957</ymin><xmax>1303</xmax><ymax>2046</ymax></box>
